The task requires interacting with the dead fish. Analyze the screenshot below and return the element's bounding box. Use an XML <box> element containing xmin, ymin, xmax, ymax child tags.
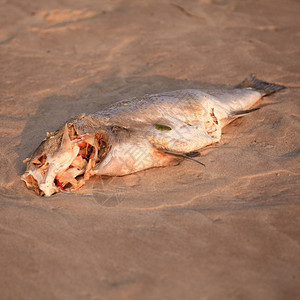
<box><xmin>21</xmin><ymin>75</ymin><xmax>285</xmax><ymax>196</ymax></box>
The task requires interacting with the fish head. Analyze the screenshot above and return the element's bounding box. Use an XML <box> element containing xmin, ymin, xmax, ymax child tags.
<box><xmin>22</xmin><ymin>119</ymin><xmax>111</xmax><ymax>197</ymax></box>
<box><xmin>21</xmin><ymin>124</ymin><xmax>84</xmax><ymax>196</ymax></box>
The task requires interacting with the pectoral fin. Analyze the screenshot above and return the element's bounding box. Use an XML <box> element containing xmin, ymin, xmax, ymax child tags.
<box><xmin>156</xmin><ymin>148</ymin><xmax>205</xmax><ymax>166</ymax></box>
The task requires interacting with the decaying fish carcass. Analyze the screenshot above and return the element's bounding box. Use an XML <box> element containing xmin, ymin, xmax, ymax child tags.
<box><xmin>22</xmin><ymin>75</ymin><xmax>285</xmax><ymax>196</ymax></box>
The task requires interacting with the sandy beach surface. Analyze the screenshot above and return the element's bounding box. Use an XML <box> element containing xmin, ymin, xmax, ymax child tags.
<box><xmin>1</xmin><ymin>0</ymin><xmax>299</xmax><ymax>299</ymax></box>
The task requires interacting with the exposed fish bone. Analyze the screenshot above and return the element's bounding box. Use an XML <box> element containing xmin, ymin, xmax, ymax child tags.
<box><xmin>21</xmin><ymin>75</ymin><xmax>285</xmax><ymax>196</ymax></box>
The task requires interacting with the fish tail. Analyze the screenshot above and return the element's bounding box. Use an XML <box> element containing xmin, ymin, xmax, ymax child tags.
<box><xmin>236</xmin><ymin>74</ymin><xmax>286</xmax><ymax>96</ymax></box>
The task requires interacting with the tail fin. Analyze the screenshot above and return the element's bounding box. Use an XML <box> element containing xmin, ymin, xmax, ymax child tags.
<box><xmin>236</xmin><ymin>74</ymin><xmax>286</xmax><ymax>96</ymax></box>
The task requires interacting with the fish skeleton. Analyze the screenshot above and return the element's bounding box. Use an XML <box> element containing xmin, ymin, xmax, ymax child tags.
<box><xmin>21</xmin><ymin>75</ymin><xmax>285</xmax><ymax>196</ymax></box>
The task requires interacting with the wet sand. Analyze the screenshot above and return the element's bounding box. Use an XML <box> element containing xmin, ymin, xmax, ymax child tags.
<box><xmin>0</xmin><ymin>0</ymin><xmax>299</xmax><ymax>299</ymax></box>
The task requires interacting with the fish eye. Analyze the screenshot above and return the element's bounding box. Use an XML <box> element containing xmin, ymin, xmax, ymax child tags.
<box><xmin>32</xmin><ymin>154</ymin><xmax>47</xmax><ymax>167</ymax></box>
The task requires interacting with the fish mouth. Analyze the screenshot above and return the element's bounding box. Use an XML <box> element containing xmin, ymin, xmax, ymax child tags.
<box><xmin>22</xmin><ymin>124</ymin><xmax>110</xmax><ymax>196</ymax></box>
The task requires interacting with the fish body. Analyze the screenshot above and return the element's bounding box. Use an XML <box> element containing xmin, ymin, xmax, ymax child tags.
<box><xmin>21</xmin><ymin>75</ymin><xmax>285</xmax><ymax>196</ymax></box>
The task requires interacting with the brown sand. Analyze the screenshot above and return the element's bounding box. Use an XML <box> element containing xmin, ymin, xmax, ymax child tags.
<box><xmin>1</xmin><ymin>0</ymin><xmax>300</xmax><ymax>299</ymax></box>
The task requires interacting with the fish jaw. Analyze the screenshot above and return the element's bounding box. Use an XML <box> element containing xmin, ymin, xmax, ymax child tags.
<box><xmin>39</xmin><ymin>147</ymin><xmax>80</xmax><ymax>196</ymax></box>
